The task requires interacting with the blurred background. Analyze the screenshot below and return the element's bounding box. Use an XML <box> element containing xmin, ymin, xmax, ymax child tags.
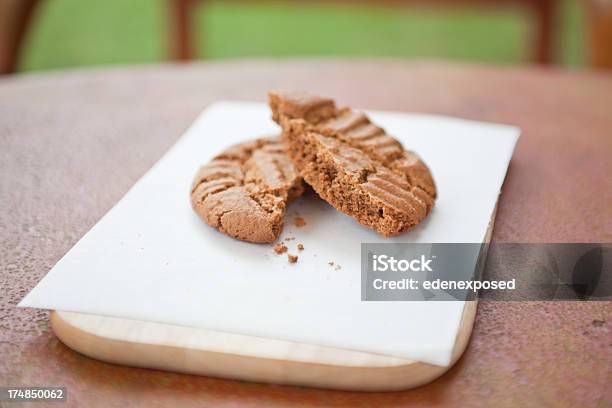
<box><xmin>1</xmin><ymin>0</ymin><xmax>611</xmax><ymax>75</ymax></box>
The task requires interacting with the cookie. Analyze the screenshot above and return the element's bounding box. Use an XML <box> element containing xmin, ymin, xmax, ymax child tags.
<box><xmin>269</xmin><ymin>91</ymin><xmax>436</xmax><ymax>237</ymax></box>
<box><xmin>191</xmin><ymin>136</ymin><xmax>304</xmax><ymax>243</ymax></box>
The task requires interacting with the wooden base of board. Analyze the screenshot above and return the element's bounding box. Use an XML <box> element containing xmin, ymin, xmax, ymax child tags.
<box><xmin>50</xmin><ymin>301</ymin><xmax>476</xmax><ymax>392</ymax></box>
<box><xmin>50</xmin><ymin>204</ymin><xmax>496</xmax><ymax>391</ymax></box>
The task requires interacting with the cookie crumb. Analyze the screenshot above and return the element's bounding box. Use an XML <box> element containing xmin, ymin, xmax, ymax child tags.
<box><xmin>294</xmin><ymin>216</ymin><xmax>306</xmax><ymax>227</ymax></box>
<box><xmin>284</xmin><ymin>236</ymin><xmax>295</xmax><ymax>241</ymax></box>
<box><xmin>288</xmin><ymin>254</ymin><xmax>298</xmax><ymax>263</ymax></box>
<box><xmin>274</xmin><ymin>243</ymin><xmax>288</xmax><ymax>254</ymax></box>
<box><xmin>297</xmin><ymin>243</ymin><xmax>304</xmax><ymax>251</ymax></box>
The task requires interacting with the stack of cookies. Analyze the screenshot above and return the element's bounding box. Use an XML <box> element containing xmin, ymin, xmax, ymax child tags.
<box><xmin>191</xmin><ymin>92</ymin><xmax>437</xmax><ymax>244</ymax></box>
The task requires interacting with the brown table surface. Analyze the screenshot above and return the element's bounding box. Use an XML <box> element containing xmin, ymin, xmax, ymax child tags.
<box><xmin>1</xmin><ymin>60</ymin><xmax>611</xmax><ymax>408</ymax></box>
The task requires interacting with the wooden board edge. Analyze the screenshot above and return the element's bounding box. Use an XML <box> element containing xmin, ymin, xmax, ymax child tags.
<box><xmin>50</xmin><ymin>301</ymin><xmax>476</xmax><ymax>392</ymax></box>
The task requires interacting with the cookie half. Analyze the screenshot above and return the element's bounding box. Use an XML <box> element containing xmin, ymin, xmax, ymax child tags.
<box><xmin>191</xmin><ymin>137</ymin><xmax>304</xmax><ymax>243</ymax></box>
<box><xmin>269</xmin><ymin>91</ymin><xmax>436</xmax><ymax>237</ymax></box>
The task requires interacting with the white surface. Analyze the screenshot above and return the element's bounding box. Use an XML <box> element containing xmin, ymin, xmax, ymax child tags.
<box><xmin>20</xmin><ymin>101</ymin><xmax>519</xmax><ymax>366</ymax></box>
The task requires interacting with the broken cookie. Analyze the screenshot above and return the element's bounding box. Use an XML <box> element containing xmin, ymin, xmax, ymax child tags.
<box><xmin>191</xmin><ymin>136</ymin><xmax>304</xmax><ymax>243</ymax></box>
<box><xmin>269</xmin><ymin>91</ymin><xmax>436</xmax><ymax>237</ymax></box>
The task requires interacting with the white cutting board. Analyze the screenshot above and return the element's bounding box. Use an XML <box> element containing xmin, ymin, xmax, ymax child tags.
<box><xmin>20</xmin><ymin>102</ymin><xmax>519</xmax><ymax>387</ymax></box>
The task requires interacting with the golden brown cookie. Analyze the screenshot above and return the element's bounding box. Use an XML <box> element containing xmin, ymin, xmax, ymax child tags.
<box><xmin>191</xmin><ymin>137</ymin><xmax>304</xmax><ymax>243</ymax></box>
<box><xmin>269</xmin><ymin>91</ymin><xmax>436</xmax><ymax>237</ymax></box>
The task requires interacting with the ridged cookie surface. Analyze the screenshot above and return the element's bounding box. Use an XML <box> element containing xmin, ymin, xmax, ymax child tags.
<box><xmin>191</xmin><ymin>137</ymin><xmax>304</xmax><ymax>243</ymax></box>
<box><xmin>269</xmin><ymin>91</ymin><xmax>436</xmax><ymax>237</ymax></box>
